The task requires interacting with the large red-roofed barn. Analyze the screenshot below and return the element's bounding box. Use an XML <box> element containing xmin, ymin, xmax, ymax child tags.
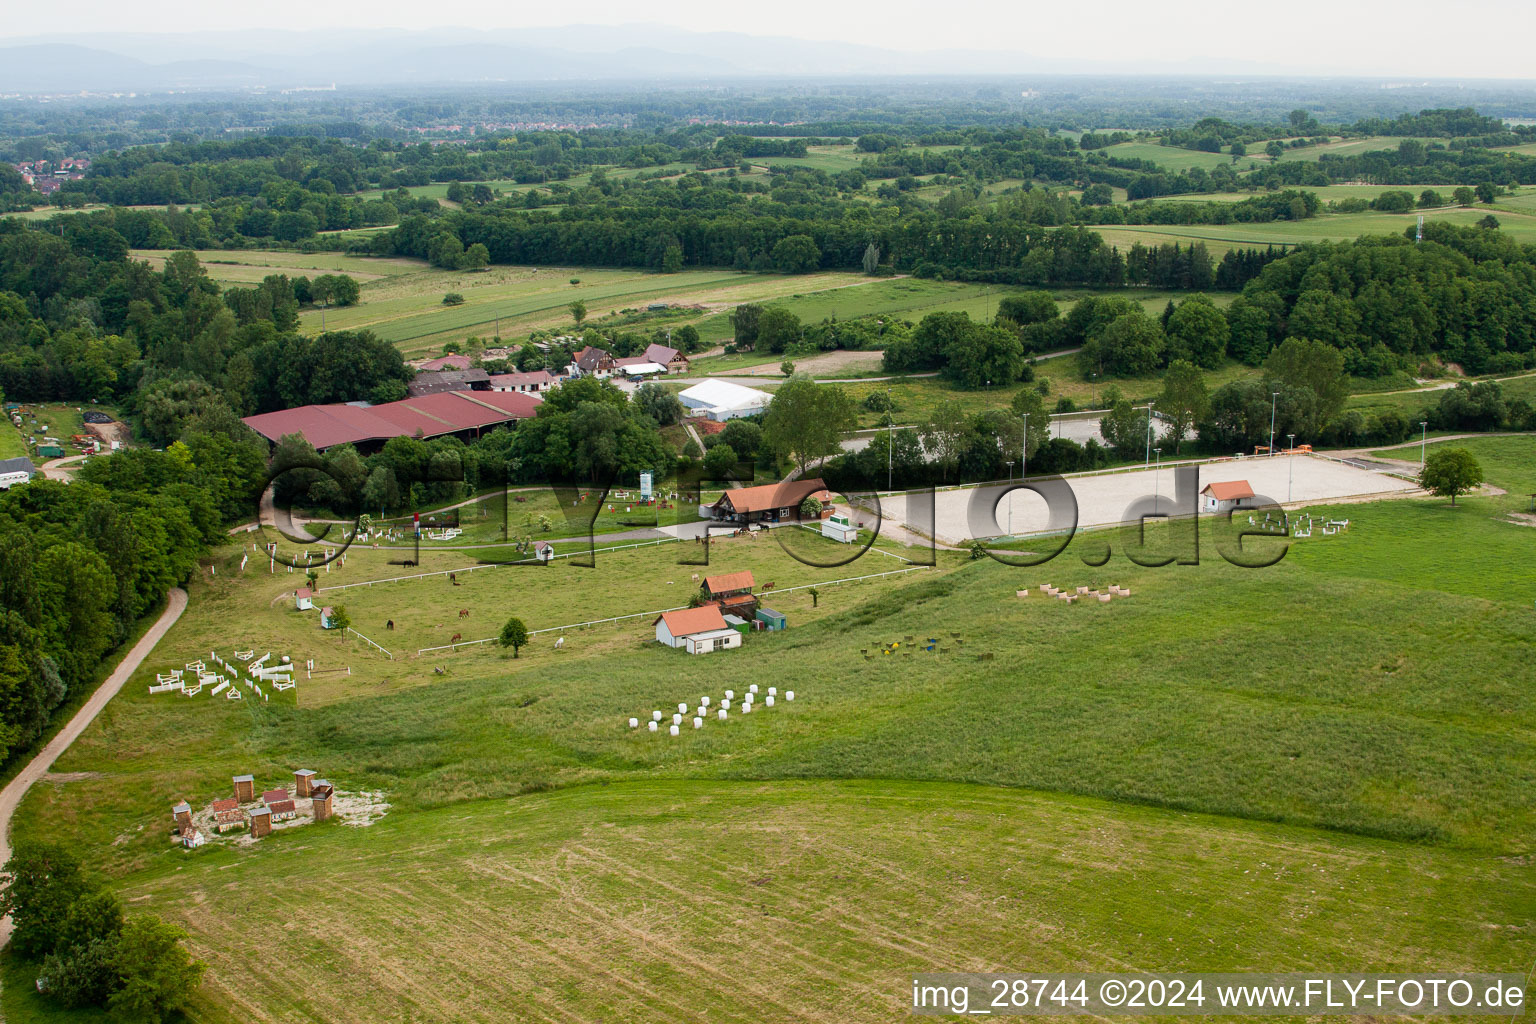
<box><xmin>242</xmin><ymin>390</ymin><xmax>542</xmax><ymax>452</ymax></box>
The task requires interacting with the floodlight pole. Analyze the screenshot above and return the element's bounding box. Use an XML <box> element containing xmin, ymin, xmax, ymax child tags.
<box><xmin>1269</xmin><ymin>391</ymin><xmax>1279</xmax><ymax>457</ymax></box>
<box><xmin>887</xmin><ymin>387</ymin><xmax>893</xmax><ymax>492</ymax></box>
<box><xmin>1154</xmin><ymin>448</ymin><xmax>1162</xmax><ymax>514</ymax></box>
<box><xmin>1021</xmin><ymin>412</ymin><xmax>1028</xmax><ymax>480</ymax></box>
<box><xmin>1287</xmin><ymin>434</ymin><xmax>1295</xmax><ymax>503</ymax></box>
<box><xmin>1420</xmin><ymin>421</ymin><xmax>1428</xmax><ymax>467</ymax></box>
<box><xmin>1145</xmin><ymin>402</ymin><xmax>1155</xmax><ymax>466</ymax></box>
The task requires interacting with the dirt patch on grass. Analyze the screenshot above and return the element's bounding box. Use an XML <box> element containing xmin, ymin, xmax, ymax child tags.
<box><xmin>728</xmin><ymin>350</ymin><xmax>885</xmax><ymax>377</ymax></box>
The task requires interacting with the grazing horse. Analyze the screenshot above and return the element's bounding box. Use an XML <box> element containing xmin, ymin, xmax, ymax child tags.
<box><xmin>386</xmin><ymin>620</ymin><xmax>394</xmax><ymax>631</ymax></box>
<box><xmin>450</xmin><ymin>633</ymin><xmax>462</xmax><ymax>643</ymax></box>
<box><xmin>458</xmin><ymin>608</ymin><xmax>470</xmax><ymax>618</ymax></box>
<box><xmin>762</xmin><ymin>581</ymin><xmax>775</xmax><ymax>592</ymax></box>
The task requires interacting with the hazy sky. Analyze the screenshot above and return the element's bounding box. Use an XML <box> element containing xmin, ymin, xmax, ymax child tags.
<box><xmin>4</xmin><ymin>0</ymin><xmax>1534</xmax><ymax>78</ymax></box>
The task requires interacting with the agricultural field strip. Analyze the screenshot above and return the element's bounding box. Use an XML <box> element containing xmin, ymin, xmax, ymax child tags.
<box><xmin>415</xmin><ymin>565</ymin><xmax>933</xmax><ymax>652</ymax></box>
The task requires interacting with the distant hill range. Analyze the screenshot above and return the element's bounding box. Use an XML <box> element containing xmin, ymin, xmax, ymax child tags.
<box><xmin>0</xmin><ymin>25</ymin><xmax>1314</xmax><ymax>93</ymax></box>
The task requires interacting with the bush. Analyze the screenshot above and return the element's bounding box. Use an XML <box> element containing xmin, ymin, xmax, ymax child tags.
<box><xmin>442</xmin><ymin>293</ymin><xmax>465</xmax><ymax>306</ymax></box>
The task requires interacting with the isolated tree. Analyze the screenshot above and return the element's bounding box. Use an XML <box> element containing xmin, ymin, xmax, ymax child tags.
<box><xmin>1475</xmin><ymin>182</ymin><xmax>1499</xmax><ymax>204</ymax></box>
<box><xmin>1264</xmin><ymin>141</ymin><xmax>1285</xmax><ymax>161</ymax></box>
<box><xmin>921</xmin><ymin>401</ymin><xmax>968</xmax><ymax>483</ymax></box>
<box><xmin>1418</xmin><ymin>447</ymin><xmax>1483</xmax><ymax>505</ymax></box>
<box><xmin>755</xmin><ymin>306</ymin><xmax>801</xmax><ymax>354</ymax></box>
<box><xmin>499</xmin><ymin>616</ymin><xmax>530</xmax><ymax>657</ymax></box>
<box><xmin>781</xmin><ymin>360</ymin><xmax>795</xmax><ymax>377</ymax></box>
<box><xmin>328</xmin><ymin>606</ymin><xmax>351</xmax><ymax>631</ymax></box>
<box><xmin>764</xmin><ymin>375</ymin><xmax>858</xmax><ymax>474</ymax></box>
<box><xmin>799</xmin><ymin>496</ymin><xmax>823</xmax><ymax>519</ymax></box>
<box><xmin>568</xmin><ymin>300</ymin><xmax>587</xmax><ymax>327</ymax></box>
<box><xmin>1453</xmin><ymin>186</ymin><xmax>1476</xmax><ymax>207</ymax></box>
<box><xmin>861</xmin><ymin>241</ymin><xmax>881</xmax><ymax>276</ymax></box>
<box><xmin>1229</xmin><ymin>142</ymin><xmax>1247</xmax><ymax>162</ymax></box>
<box><xmin>442</xmin><ymin>292</ymin><xmax>465</xmax><ymax>306</ymax></box>
<box><xmin>731</xmin><ymin>303</ymin><xmax>763</xmax><ymax>350</ymax></box>
<box><xmin>1157</xmin><ymin>360</ymin><xmax>1210</xmax><ymax>453</ymax></box>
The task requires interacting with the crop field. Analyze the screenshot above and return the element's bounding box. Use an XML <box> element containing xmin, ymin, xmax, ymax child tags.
<box><xmin>294</xmin><ymin>264</ymin><xmax>877</xmax><ymax>357</ymax></box>
<box><xmin>1087</xmin><ymin>205</ymin><xmax>1536</xmax><ymax>255</ymax></box>
<box><xmin>1270</xmin><ymin>136</ymin><xmax>1434</xmax><ymax>162</ymax></box>
<box><xmin>1099</xmin><ymin>142</ymin><xmax>1250</xmax><ymax>173</ymax></box>
<box><xmin>130</xmin><ymin>248</ymin><xmax>426</xmax><ymax>287</ymax></box>
<box><xmin>8</xmin><ymin>435</ymin><xmax>1536</xmax><ymax>1022</ymax></box>
<box><xmin>838</xmin><ymin>354</ymin><xmax>1256</xmax><ymax>428</ymax></box>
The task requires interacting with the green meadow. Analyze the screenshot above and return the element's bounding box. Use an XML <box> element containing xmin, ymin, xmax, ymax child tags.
<box><xmin>6</xmin><ymin>437</ymin><xmax>1536</xmax><ymax>1021</ymax></box>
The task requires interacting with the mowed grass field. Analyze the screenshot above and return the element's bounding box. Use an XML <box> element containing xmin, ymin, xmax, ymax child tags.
<box><xmin>1088</xmin><ymin>204</ymin><xmax>1536</xmax><ymax>255</ymax></box>
<box><xmin>130</xmin><ymin>248</ymin><xmax>426</xmax><ymax>287</ymax></box>
<box><xmin>0</xmin><ymin>414</ymin><xmax>25</xmax><ymax>459</ymax></box>
<box><xmin>8</xmin><ymin>442</ymin><xmax>1536</xmax><ymax>1021</ymax></box>
<box><xmin>1344</xmin><ymin>371</ymin><xmax>1536</xmax><ymax>421</ymax></box>
<box><xmin>1100</xmin><ymin>141</ymin><xmax>1253</xmax><ymax>173</ymax></box>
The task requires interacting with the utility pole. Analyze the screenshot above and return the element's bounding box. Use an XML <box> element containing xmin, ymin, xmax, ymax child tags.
<box><xmin>887</xmin><ymin>387</ymin><xmax>894</xmax><ymax>492</ymax></box>
<box><xmin>1154</xmin><ymin>449</ymin><xmax>1162</xmax><ymax>514</ymax></box>
<box><xmin>1420</xmin><ymin>421</ymin><xmax>1428</xmax><ymax>467</ymax></box>
<box><xmin>1021</xmin><ymin>412</ymin><xmax>1028</xmax><ymax>480</ymax></box>
<box><xmin>1269</xmin><ymin>391</ymin><xmax>1279</xmax><ymax>457</ymax></box>
<box><xmin>1288</xmin><ymin>434</ymin><xmax>1295</xmax><ymax>502</ymax></box>
<box><xmin>1145</xmin><ymin>402</ymin><xmax>1155</xmax><ymax>467</ymax></box>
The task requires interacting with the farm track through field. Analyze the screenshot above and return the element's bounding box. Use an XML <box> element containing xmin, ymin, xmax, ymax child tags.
<box><xmin>0</xmin><ymin>588</ymin><xmax>188</xmax><ymax>948</ymax></box>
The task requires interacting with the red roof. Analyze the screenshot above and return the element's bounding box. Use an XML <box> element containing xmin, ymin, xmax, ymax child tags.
<box><xmin>704</xmin><ymin>570</ymin><xmax>754</xmax><ymax>594</ymax></box>
<box><xmin>644</xmin><ymin>343</ymin><xmax>683</xmax><ymax>365</ymax></box>
<box><xmin>242</xmin><ymin>391</ymin><xmax>542</xmax><ymax>450</ymax></box>
<box><xmin>262</xmin><ymin>789</ymin><xmax>289</xmax><ymax>803</ymax></box>
<box><xmin>1202</xmin><ymin>480</ymin><xmax>1255</xmax><ymax>501</ymax></box>
<box><xmin>212</xmin><ymin>798</ymin><xmax>239</xmax><ymax>812</ymax></box>
<box><xmin>710</xmin><ymin>478</ymin><xmax>827</xmax><ymax>515</ymax></box>
<box><xmin>655</xmin><ymin>606</ymin><xmax>728</xmax><ymax>637</ymax></box>
<box><xmin>266</xmin><ymin>799</ymin><xmax>296</xmax><ymax>815</ymax></box>
<box><xmin>296</xmin><ymin>588</ymin><xmax>312</xmax><ymax>599</ymax></box>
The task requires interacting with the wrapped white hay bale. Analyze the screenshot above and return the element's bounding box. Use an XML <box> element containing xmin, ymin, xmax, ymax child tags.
<box><xmin>629</xmin><ymin>718</ymin><xmax>639</xmax><ymax>728</ymax></box>
<box><xmin>701</xmin><ymin>696</ymin><xmax>710</xmax><ymax>707</ymax></box>
<box><xmin>721</xmin><ymin>699</ymin><xmax>731</xmax><ymax>710</ymax></box>
<box><xmin>673</xmin><ymin>713</ymin><xmax>683</xmax><ymax>725</ymax></box>
<box><xmin>725</xmin><ymin>689</ymin><xmax>735</xmax><ymax>699</ymax></box>
<box><xmin>766</xmin><ymin>695</ymin><xmax>775</xmax><ymax>707</ymax></box>
<box><xmin>749</xmin><ymin>684</ymin><xmax>758</xmax><ymax>694</ymax></box>
<box><xmin>692</xmin><ymin>717</ymin><xmax>702</xmax><ymax>729</ymax></box>
<box><xmin>786</xmin><ymin>691</ymin><xmax>795</xmax><ymax>701</ymax></box>
<box><xmin>743</xmin><ymin>702</ymin><xmax>753</xmax><ymax>713</ymax></box>
<box><xmin>768</xmin><ymin>687</ymin><xmax>777</xmax><ymax>696</ymax></box>
<box><xmin>697</xmin><ymin>705</ymin><xmax>707</xmax><ymax>718</ymax></box>
<box><xmin>669</xmin><ymin>725</ymin><xmax>680</xmax><ymax>736</ymax></box>
<box><xmin>653</xmin><ymin>710</ymin><xmax>663</xmax><ymax>722</ymax></box>
<box><xmin>648</xmin><ymin>721</ymin><xmax>658</xmax><ymax>732</ymax></box>
<box><xmin>1098</xmin><ymin>594</ymin><xmax>1112</xmax><ymax>603</ymax></box>
<box><xmin>718</xmin><ymin>708</ymin><xmax>728</xmax><ymax>721</ymax></box>
<box><xmin>678</xmin><ymin>702</ymin><xmax>688</xmax><ymax>713</ymax></box>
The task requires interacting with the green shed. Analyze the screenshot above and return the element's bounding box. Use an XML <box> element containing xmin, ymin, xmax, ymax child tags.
<box><xmin>755</xmin><ymin>607</ymin><xmax>786</xmax><ymax>631</ymax></box>
<box><xmin>723</xmin><ymin>614</ymin><xmax>752</xmax><ymax>636</ymax></box>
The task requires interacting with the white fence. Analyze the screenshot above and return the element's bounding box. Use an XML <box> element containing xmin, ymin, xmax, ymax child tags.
<box><xmin>415</xmin><ymin>565</ymin><xmax>933</xmax><ymax>655</ymax></box>
<box><xmin>347</xmin><ymin>627</ymin><xmax>393</xmax><ymax>659</ymax></box>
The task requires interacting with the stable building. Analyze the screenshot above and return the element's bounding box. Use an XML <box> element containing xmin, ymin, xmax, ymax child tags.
<box><xmin>1200</xmin><ymin>479</ymin><xmax>1256</xmax><ymax>514</ymax></box>
<box><xmin>486</xmin><ymin>370</ymin><xmax>554</xmax><ymax>394</ymax></box>
<box><xmin>705</xmin><ymin>478</ymin><xmax>830</xmax><ymax>526</ymax></box>
<box><xmin>572</xmin><ymin>346</ymin><xmax>617</xmax><ymax>378</ymax></box>
<box><xmin>653</xmin><ymin>606</ymin><xmax>742</xmax><ymax>655</ymax></box>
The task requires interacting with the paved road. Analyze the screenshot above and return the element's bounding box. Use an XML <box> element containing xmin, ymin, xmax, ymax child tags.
<box><xmin>0</xmin><ymin>588</ymin><xmax>188</xmax><ymax>948</ymax></box>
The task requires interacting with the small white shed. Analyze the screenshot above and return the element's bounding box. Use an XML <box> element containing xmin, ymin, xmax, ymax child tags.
<box><xmin>1201</xmin><ymin>479</ymin><xmax>1256</xmax><ymax>513</ymax></box>
<box><xmin>654</xmin><ymin>606</ymin><xmax>740</xmax><ymax>654</ymax></box>
<box><xmin>821</xmin><ymin>512</ymin><xmax>858</xmax><ymax>543</ymax></box>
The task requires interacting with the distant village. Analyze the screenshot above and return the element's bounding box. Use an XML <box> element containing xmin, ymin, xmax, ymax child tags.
<box><xmin>12</xmin><ymin>157</ymin><xmax>90</xmax><ymax>196</ymax></box>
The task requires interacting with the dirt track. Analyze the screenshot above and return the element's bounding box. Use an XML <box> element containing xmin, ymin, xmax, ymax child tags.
<box><xmin>0</xmin><ymin>588</ymin><xmax>188</xmax><ymax>948</ymax></box>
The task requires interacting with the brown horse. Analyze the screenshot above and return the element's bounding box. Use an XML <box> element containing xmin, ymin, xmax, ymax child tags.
<box><xmin>458</xmin><ymin>608</ymin><xmax>470</xmax><ymax>618</ymax></box>
<box><xmin>450</xmin><ymin>633</ymin><xmax>462</xmax><ymax>643</ymax></box>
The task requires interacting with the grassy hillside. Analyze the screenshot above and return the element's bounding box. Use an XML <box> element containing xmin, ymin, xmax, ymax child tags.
<box><xmin>7</xmin><ymin>438</ymin><xmax>1536</xmax><ymax>1020</ymax></box>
